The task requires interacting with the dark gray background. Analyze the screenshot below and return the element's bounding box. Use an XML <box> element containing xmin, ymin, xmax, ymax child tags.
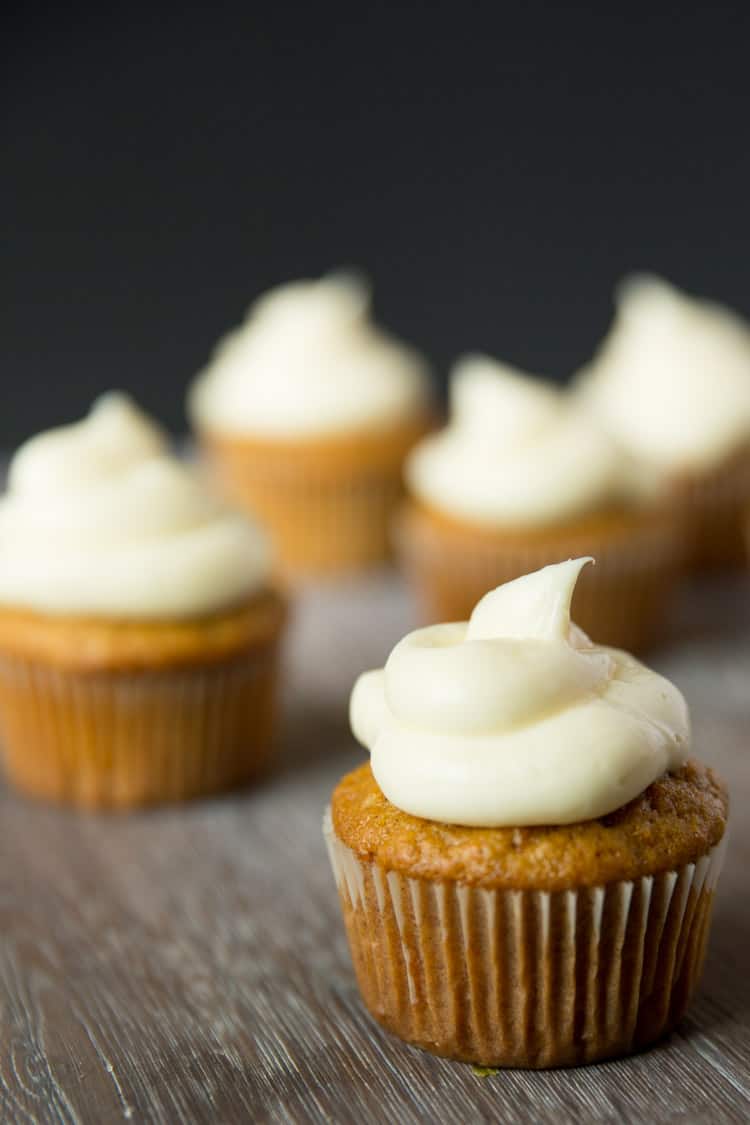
<box><xmin>3</xmin><ymin>2</ymin><xmax>750</xmax><ymax>444</ymax></box>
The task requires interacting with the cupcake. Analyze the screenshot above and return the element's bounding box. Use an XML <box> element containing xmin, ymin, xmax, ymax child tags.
<box><xmin>0</xmin><ymin>393</ymin><xmax>286</xmax><ymax>808</ymax></box>
<box><xmin>396</xmin><ymin>356</ymin><xmax>684</xmax><ymax>651</ymax></box>
<box><xmin>574</xmin><ymin>275</ymin><xmax>750</xmax><ymax>569</ymax></box>
<box><xmin>325</xmin><ymin>559</ymin><xmax>728</xmax><ymax>1068</ymax></box>
<box><xmin>188</xmin><ymin>273</ymin><xmax>433</xmax><ymax>575</ymax></box>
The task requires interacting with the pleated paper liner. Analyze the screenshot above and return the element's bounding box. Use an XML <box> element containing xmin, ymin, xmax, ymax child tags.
<box><xmin>395</xmin><ymin>502</ymin><xmax>687</xmax><ymax>652</ymax></box>
<box><xmin>324</xmin><ymin>811</ymin><xmax>726</xmax><ymax>1069</ymax></box>
<box><xmin>0</xmin><ymin>642</ymin><xmax>282</xmax><ymax>809</ymax></box>
<box><xmin>198</xmin><ymin>416</ymin><xmax>431</xmax><ymax>576</ymax></box>
<box><xmin>670</xmin><ymin>444</ymin><xmax>750</xmax><ymax>571</ymax></box>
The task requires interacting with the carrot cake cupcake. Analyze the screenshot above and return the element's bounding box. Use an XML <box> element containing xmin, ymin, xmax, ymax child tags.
<box><xmin>397</xmin><ymin>356</ymin><xmax>684</xmax><ymax>650</ymax></box>
<box><xmin>574</xmin><ymin>275</ymin><xmax>750</xmax><ymax>569</ymax></box>
<box><xmin>0</xmin><ymin>393</ymin><xmax>286</xmax><ymax>808</ymax></box>
<box><xmin>188</xmin><ymin>273</ymin><xmax>432</xmax><ymax>575</ymax></box>
<box><xmin>325</xmin><ymin>559</ymin><xmax>728</xmax><ymax>1068</ymax></box>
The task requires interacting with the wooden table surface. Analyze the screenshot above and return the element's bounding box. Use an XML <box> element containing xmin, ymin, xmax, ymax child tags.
<box><xmin>0</xmin><ymin>571</ymin><xmax>748</xmax><ymax>1125</ymax></box>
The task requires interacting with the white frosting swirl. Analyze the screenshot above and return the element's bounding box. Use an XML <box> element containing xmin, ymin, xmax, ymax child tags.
<box><xmin>0</xmin><ymin>394</ymin><xmax>272</xmax><ymax>617</ymax></box>
<box><xmin>350</xmin><ymin>559</ymin><xmax>689</xmax><ymax>827</ymax></box>
<box><xmin>406</xmin><ymin>356</ymin><xmax>648</xmax><ymax>526</ymax></box>
<box><xmin>188</xmin><ymin>273</ymin><xmax>431</xmax><ymax>437</ymax></box>
<box><xmin>575</xmin><ymin>275</ymin><xmax>750</xmax><ymax>473</ymax></box>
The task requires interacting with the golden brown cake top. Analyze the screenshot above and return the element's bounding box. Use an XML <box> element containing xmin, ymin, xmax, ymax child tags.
<box><xmin>331</xmin><ymin>761</ymin><xmax>728</xmax><ymax>891</ymax></box>
<box><xmin>203</xmin><ymin>413</ymin><xmax>432</xmax><ymax>474</ymax></box>
<box><xmin>0</xmin><ymin>588</ymin><xmax>286</xmax><ymax>671</ymax></box>
<box><xmin>407</xmin><ymin>495</ymin><xmax>671</xmax><ymax>545</ymax></box>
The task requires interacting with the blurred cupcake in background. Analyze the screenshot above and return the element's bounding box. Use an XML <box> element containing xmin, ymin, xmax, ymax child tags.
<box><xmin>0</xmin><ymin>393</ymin><xmax>286</xmax><ymax>808</ymax></box>
<box><xmin>396</xmin><ymin>355</ymin><xmax>684</xmax><ymax>650</ymax></box>
<box><xmin>188</xmin><ymin>273</ymin><xmax>433</xmax><ymax>576</ymax></box>
<box><xmin>574</xmin><ymin>275</ymin><xmax>750</xmax><ymax>569</ymax></box>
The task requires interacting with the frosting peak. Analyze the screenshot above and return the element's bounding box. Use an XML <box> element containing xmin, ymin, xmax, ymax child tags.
<box><xmin>450</xmin><ymin>356</ymin><xmax>560</xmax><ymax>441</ymax></box>
<box><xmin>350</xmin><ymin>560</ymin><xmax>689</xmax><ymax>827</ymax></box>
<box><xmin>0</xmin><ymin>394</ymin><xmax>272</xmax><ymax>618</ymax></box>
<box><xmin>466</xmin><ymin>556</ymin><xmax>592</xmax><ymax>641</ymax></box>
<box><xmin>249</xmin><ymin>273</ymin><xmax>369</xmax><ymax>340</ymax></box>
<box><xmin>575</xmin><ymin>274</ymin><xmax>750</xmax><ymax>472</ymax></box>
<box><xmin>8</xmin><ymin>392</ymin><xmax>165</xmax><ymax>495</ymax></box>
<box><xmin>188</xmin><ymin>273</ymin><xmax>431</xmax><ymax>437</ymax></box>
<box><xmin>406</xmin><ymin>356</ymin><xmax>648</xmax><ymax>527</ymax></box>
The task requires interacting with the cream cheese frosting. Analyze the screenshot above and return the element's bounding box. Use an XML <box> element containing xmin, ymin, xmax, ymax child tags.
<box><xmin>350</xmin><ymin>559</ymin><xmax>689</xmax><ymax>827</ymax></box>
<box><xmin>188</xmin><ymin>273</ymin><xmax>431</xmax><ymax>437</ymax></box>
<box><xmin>0</xmin><ymin>393</ymin><xmax>272</xmax><ymax>617</ymax></box>
<box><xmin>405</xmin><ymin>356</ymin><xmax>649</xmax><ymax>526</ymax></box>
<box><xmin>574</xmin><ymin>274</ymin><xmax>750</xmax><ymax>473</ymax></box>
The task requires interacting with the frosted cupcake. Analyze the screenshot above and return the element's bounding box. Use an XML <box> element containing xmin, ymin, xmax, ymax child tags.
<box><xmin>0</xmin><ymin>394</ymin><xmax>286</xmax><ymax>808</ymax></box>
<box><xmin>188</xmin><ymin>273</ymin><xmax>432</xmax><ymax>575</ymax></box>
<box><xmin>325</xmin><ymin>560</ymin><xmax>728</xmax><ymax>1068</ymax></box>
<box><xmin>397</xmin><ymin>356</ymin><xmax>684</xmax><ymax>650</ymax></box>
<box><xmin>574</xmin><ymin>275</ymin><xmax>750</xmax><ymax>569</ymax></box>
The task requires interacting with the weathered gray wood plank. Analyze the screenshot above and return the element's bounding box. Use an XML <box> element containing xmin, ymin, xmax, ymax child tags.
<box><xmin>0</xmin><ymin>572</ymin><xmax>748</xmax><ymax>1124</ymax></box>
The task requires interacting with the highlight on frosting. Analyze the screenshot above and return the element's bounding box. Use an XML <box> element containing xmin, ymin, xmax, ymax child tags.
<box><xmin>188</xmin><ymin>273</ymin><xmax>430</xmax><ymax>437</ymax></box>
<box><xmin>405</xmin><ymin>355</ymin><xmax>649</xmax><ymax>526</ymax></box>
<box><xmin>0</xmin><ymin>393</ymin><xmax>272</xmax><ymax>617</ymax></box>
<box><xmin>350</xmin><ymin>559</ymin><xmax>689</xmax><ymax>827</ymax></box>
<box><xmin>575</xmin><ymin>274</ymin><xmax>750</xmax><ymax>473</ymax></box>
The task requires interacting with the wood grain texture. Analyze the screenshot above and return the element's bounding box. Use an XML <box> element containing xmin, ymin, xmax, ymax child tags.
<box><xmin>0</xmin><ymin>571</ymin><xmax>748</xmax><ymax>1124</ymax></box>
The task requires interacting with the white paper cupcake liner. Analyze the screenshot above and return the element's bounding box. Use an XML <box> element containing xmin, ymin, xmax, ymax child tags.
<box><xmin>324</xmin><ymin>810</ymin><xmax>726</xmax><ymax>1068</ymax></box>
